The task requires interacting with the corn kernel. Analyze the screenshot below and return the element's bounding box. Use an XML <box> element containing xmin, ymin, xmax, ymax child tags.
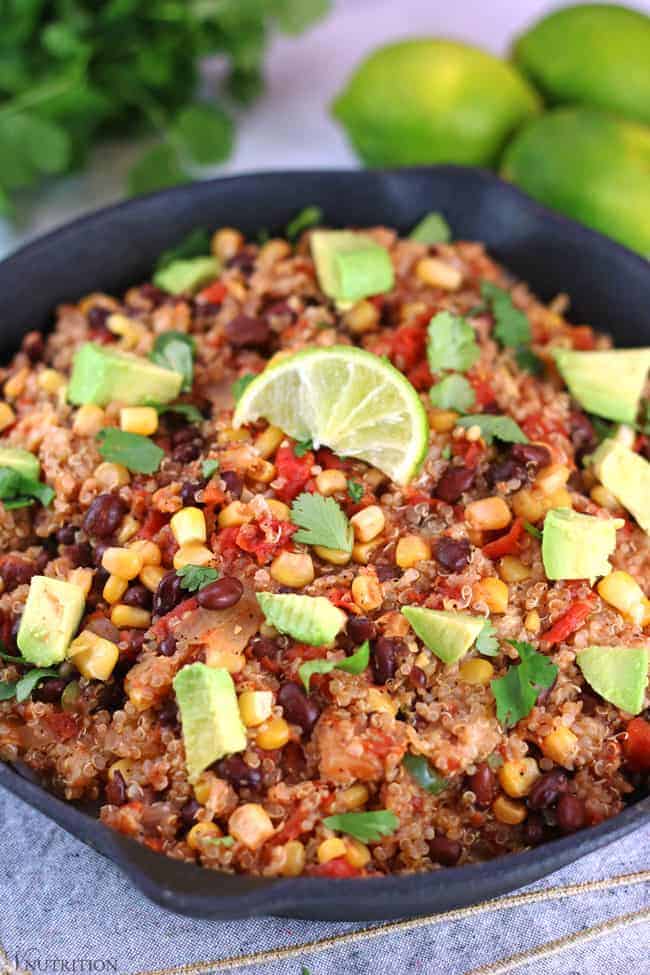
<box><xmin>344</xmin><ymin>299</ymin><xmax>380</xmax><ymax>334</ymax></box>
<box><xmin>316</xmin><ymin>469</ymin><xmax>348</xmax><ymax>496</ymax></box>
<box><xmin>218</xmin><ymin>427</ymin><xmax>251</xmax><ymax>444</ymax></box>
<box><xmin>0</xmin><ymin>402</ymin><xmax>15</xmax><ymax>431</ymax></box>
<box><xmin>187</xmin><ymin>821</ymin><xmax>222</xmax><ymax>850</ymax></box>
<box><xmin>590</xmin><ymin>485</ymin><xmax>620</xmax><ymax>511</ymax></box>
<box><xmin>416</xmin><ymin>256</ymin><xmax>462</xmax><ymax>291</ymax></box>
<box><xmin>94</xmin><ymin>461</ymin><xmax>130</xmax><ymax>489</ymax></box>
<box><xmin>395</xmin><ymin>534</ymin><xmax>431</xmax><ymax>569</ymax></box>
<box><xmin>511</xmin><ymin>488</ymin><xmax>546</xmax><ymax>524</ymax></box>
<box><xmin>257</xmin><ymin>716</ymin><xmax>290</xmax><ymax>750</ymax></box>
<box><xmin>258</xmin><ymin>238</ymin><xmax>292</xmax><ymax>266</ymax></box>
<box><xmin>170</xmin><ymin>507</ymin><xmax>206</xmax><ymax>547</ymax></box>
<box><xmin>351</xmin><ymin>574</ymin><xmax>383</xmax><ymax>612</ymax></box>
<box><xmin>313</xmin><ymin>545</ymin><xmax>351</xmax><ymax>566</ymax></box>
<box><xmin>211</xmin><ymin>227</ymin><xmax>244</xmax><ymax>262</ymax></box>
<box><xmin>534</xmin><ymin>463</ymin><xmax>570</xmax><ymax>495</ymax></box>
<box><xmin>193</xmin><ymin>772</ymin><xmax>216</xmax><ymax>805</ymax></box>
<box><xmin>492</xmin><ymin>795</ymin><xmax>527</xmax><ymax>825</ymax></box>
<box><xmin>597</xmin><ymin>570</ymin><xmax>646</xmax><ymax>626</ymax></box>
<box><xmin>352</xmin><ymin>539</ymin><xmax>382</xmax><ymax>564</ymax></box>
<box><xmin>350</xmin><ymin>505</ymin><xmax>385</xmax><ymax>543</ymax></box>
<box><xmin>173</xmin><ymin>543</ymin><xmax>213</xmax><ymax>570</ymax></box>
<box><xmin>465</xmin><ymin>497</ymin><xmax>512</xmax><ymax>532</ymax></box>
<box><xmin>4</xmin><ymin>367</ymin><xmax>29</xmax><ymax>399</ymax></box>
<box><xmin>430</xmin><ymin>409</ymin><xmax>459</xmax><ymax>433</ymax></box>
<box><xmin>255</xmin><ymin>425</ymin><xmax>284</xmax><ymax>460</ymax></box>
<box><xmin>140</xmin><ymin>564</ymin><xmax>167</xmax><ymax>592</ymax></box>
<box><xmin>247</xmin><ymin>457</ymin><xmax>276</xmax><ymax>484</ymax></box>
<box><xmin>108</xmin><ymin>759</ymin><xmax>134</xmax><ymax>782</ymax></box>
<box><xmin>239</xmin><ymin>690</ymin><xmax>274</xmax><ymax>728</ymax></box>
<box><xmin>338</xmin><ymin>783</ymin><xmax>369</xmax><ymax>810</ymax></box>
<box><xmin>116</xmin><ymin>515</ymin><xmax>140</xmax><ymax>545</ymax></box>
<box><xmin>103</xmin><ymin>574</ymin><xmax>128</xmax><ymax>604</ymax></box>
<box><xmin>281</xmin><ymin>840</ymin><xmax>306</xmax><ymax>877</ymax></box>
<box><xmin>68</xmin><ymin>630</ymin><xmax>119</xmax><ymax>681</ymax></box>
<box><xmin>107</xmin><ymin>313</ymin><xmax>145</xmax><ymax>349</ymax></box>
<box><xmin>270</xmin><ymin>551</ymin><xmax>314</xmax><ymax>588</ymax></box>
<box><xmin>498</xmin><ymin>556</ymin><xmax>531</xmax><ymax>583</ymax></box>
<box><xmin>366</xmin><ymin>688</ymin><xmax>398</xmax><ymax>715</ymax></box>
<box><xmin>38</xmin><ymin>368</ymin><xmax>66</xmax><ymax>395</ymax></box>
<box><xmin>110</xmin><ymin>604</ymin><xmax>151</xmax><ymax>629</ymax></box>
<box><xmin>204</xmin><ymin>647</ymin><xmax>245</xmax><ymax>673</ymax></box>
<box><xmin>345</xmin><ymin>837</ymin><xmax>372</xmax><ymax>868</ymax></box>
<box><xmin>218</xmin><ymin>501</ymin><xmax>252</xmax><ymax>528</ymax></box>
<box><xmin>73</xmin><ymin>404</ymin><xmax>105</xmax><ymax>437</ymax></box>
<box><xmin>102</xmin><ymin>546</ymin><xmax>143</xmax><ymax>580</ymax></box>
<box><xmin>120</xmin><ymin>406</ymin><xmax>158</xmax><ymax>437</ymax></box>
<box><xmin>541</xmin><ymin>726</ymin><xmax>579</xmax><ymax>767</ymax></box>
<box><xmin>68</xmin><ymin>567</ymin><xmax>93</xmax><ymax>598</ymax></box>
<box><xmin>318</xmin><ymin>837</ymin><xmax>347</xmax><ymax>863</ymax></box>
<box><xmin>473</xmin><ymin>577</ymin><xmax>509</xmax><ymax>614</ymax></box>
<box><xmin>524</xmin><ymin>610</ymin><xmax>541</xmax><ymax>633</ymax></box>
<box><xmin>228</xmin><ymin>803</ymin><xmax>275</xmax><ymax>850</ymax></box>
<box><xmin>129</xmin><ymin>539</ymin><xmax>162</xmax><ymax>565</ymax></box>
<box><xmin>498</xmin><ymin>758</ymin><xmax>540</xmax><ymax>798</ymax></box>
<box><xmin>458</xmin><ymin>658</ymin><xmax>494</xmax><ymax>685</ymax></box>
<box><xmin>548</xmin><ymin>487</ymin><xmax>573</xmax><ymax>510</ymax></box>
<box><xmin>266</xmin><ymin>499</ymin><xmax>291</xmax><ymax>522</ymax></box>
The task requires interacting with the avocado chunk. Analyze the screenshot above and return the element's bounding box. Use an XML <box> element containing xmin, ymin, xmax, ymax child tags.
<box><xmin>542</xmin><ymin>508</ymin><xmax>623</xmax><ymax>582</ymax></box>
<box><xmin>592</xmin><ymin>438</ymin><xmax>650</xmax><ymax>536</ymax></box>
<box><xmin>310</xmin><ymin>230</ymin><xmax>394</xmax><ymax>304</ymax></box>
<box><xmin>409</xmin><ymin>211</ymin><xmax>451</xmax><ymax>244</ymax></box>
<box><xmin>401</xmin><ymin>607</ymin><xmax>486</xmax><ymax>664</ymax></box>
<box><xmin>553</xmin><ymin>347</ymin><xmax>650</xmax><ymax>425</ymax></box>
<box><xmin>173</xmin><ymin>663</ymin><xmax>246</xmax><ymax>782</ymax></box>
<box><xmin>256</xmin><ymin>592</ymin><xmax>346</xmax><ymax>647</ymax></box>
<box><xmin>0</xmin><ymin>447</ymin><xmax>39</xmax><ymax>482</ymax></box>
<box><xmin>577</xmin><ymin>645</ymin><xmax>648</xmax><ymax>715</ymax></box>
<box><xmin>68</xmin><ymin>343</ymin><xmax>183</xmax><ymax>407</ymax></box>
<box><xmin>17</xmin><ymin>576</ymin><xmax>85</xmax><ymax>667</ymax></box>
<box><xmin>153</xmin><ymin>256</ymin><xmax>219</xmax><ymax>295</ymax></box>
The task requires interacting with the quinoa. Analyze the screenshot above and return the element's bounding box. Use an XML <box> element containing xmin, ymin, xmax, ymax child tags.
<box><xmin>0</xmin><ymin>224</ymin><xmax>647</xmax><ymax>880</ymax></box>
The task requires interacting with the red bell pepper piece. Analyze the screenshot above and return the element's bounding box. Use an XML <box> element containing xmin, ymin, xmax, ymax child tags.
<box><xmin>197</xmin><ymin>281</ymin><xmax>227</xmax><ymax>304</ymax></box>
<box><xmin>542</xmin><ymin>597</ymin><xmax>595</xmax><ymax>644</ymax></box>
<box><xmin>482</xmin><ymin>518</ymin><xmax>524</xmax><ymax>559</ymax></box>
<box><xmin>623</xmin><ymin>717</ymin><xmax>650</xmax><ymax>771</ymax></box>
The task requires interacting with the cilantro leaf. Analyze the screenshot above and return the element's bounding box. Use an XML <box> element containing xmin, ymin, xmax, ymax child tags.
<box><xmin>429</xmin><ymin>374</ymin><xmax>476</xmax><ymax>413</ymax></box>
<box><xmin>322</xmin><ymin>810</ymin><xmax>399</xmax><ymax>843</ymax></box>
<box><xmin>481</xmin><ymin>281</ymin><xmax>531</xmax><ymax>349</ymax></box>
<box><xmin>409</xmin><ymin>211</ymin><xmax>451</xmax><ymax>244</ymax></box>
<box><xmin>475</xmin><ymin>620</ymin><xmax>499</xmax><ymax>656</ymax></box>
<box><xmin>127</xmin><ymin>143</ymin><xmax>186</xmax><ymax>198</ymax></box>
<box><xmin>403</xmin><ymin>754</ymin><xmax>448</xmax><ymax>795</ymax></box>
<box><xmin>206</xmin><ymin>835</ymin><xmax>235</xmax><ymax>848</ymax></box>
<box><xmin>291</xmin><ymin>492</ymin><xmax>352</xmax><ymax>552</ymax></box>
<box><xmin>155</xmin><ymin>229</ymin><xmax>211</xmax><ymax>273</ymax></box>
<box><xmin>173</xmin><ymin>104</ymin><xmax>233</xmax><ymax>166</ymax></box>
<box><xmin>176</xmin><ymin>565</ymin><xmax>219</xmax><ymax>592</ymax></box>
<box><xmin>427</xmin><ymin>312</ymin><xmax>480</xmax><ymax>373</ymax></box>
<box><xmin>524</xmin><ymin>521</ymin><xmax>542</xmax><ymax>540</ymax></box>
<box><xmin>0</xmin><ymin>467</ymin><xmax>55</xmax><ymax>510</ymax></box>
<box><xmin>154</xmin><ymin>402</ymin><xmax>203</xmax><ymax>424</ymax></box>
<box><xmin>515</xmin><ymin>346</ymin><xmax>543</xmax><ymax>375</ymax></box>
<box><xmin>441</xmin><ymin>444</ymin><xmax>452</xmax><ymax>460</ymax></box>
<box><xmin>286</xmin><ymin>205</ymin><xmax>323</xmax><ymax>241</ymax></box>
<box><xmin>272</xmin><ymin>0</ymin><xmax>330</xmax><ymax>33</ymax></box>
<box><xmin>0</xmin><ymin>668</ymin><xmax>60</xmax><ymax>703</ymax></box>
<box><xmin>299</xmin><ymin>641</ymin><xmax>369</xmax><ymax>692</ymax></box>
<box><xmin>347</xmin><ymin>480</ymin><xmax>364</xmax><ymax>503</ymax></box>
<box><xmin>150</xmin><ymin>331</ymin><xmax>195</xmax><ymax>392</ymax></box>
<box><xmin>202</xmin><ymin>459</ymin><xmax>220</xmax><ymax>479</ymax></box>
<box><xmin>96</xmin><ymin>429</ymin><xmax>164</xmax><ymax>475</ymax></box>
<box><xmin>456</xmin><ymin>415</ymin><xmax>528</xmax><ymax>445</ymax></box>
<box><xmin>293</xmin><ymin>439</ymin><xmax>314</xmax><ymax>458</ymax></box>
<box><xmin>232</xmin><ymin>374</ymin><xmax>256</xmax><ymax>403</ymax></box>
<box><xmin>491</xmin><ymin>640</ymin><xmax>558</xmax><ymax>729</ymax></box>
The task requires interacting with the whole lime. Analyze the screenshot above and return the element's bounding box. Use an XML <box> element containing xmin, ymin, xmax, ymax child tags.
<box><xmin>513</xmin><ymin>4</ymin><xmax>650</xmax><ymax>126</ymax></box>
<box><xmin>332</xmin><ymin>39</ymin><xmax>541</xmax><ymax>168</ymax></box>
<box><xmin>502</xmin><ymin>107</ymin><xmax>650</xmax><ymax>257</ymax></box>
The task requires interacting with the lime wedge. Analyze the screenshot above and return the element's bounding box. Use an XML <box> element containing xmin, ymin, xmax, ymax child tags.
<box><xmin>233</xmin><ymin>346</ymin><xmax>428</xmax><ymax>485</ymax></box>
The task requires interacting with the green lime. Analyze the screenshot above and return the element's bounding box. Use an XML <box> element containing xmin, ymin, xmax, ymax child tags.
<box><xmin>233</xmin><ymin>346</ymin><xmax>428</xmax><ymax>485</ymax></box>
<box><xmin>513</xmin><ymin>4</ymin><xmax>650</xmax><ymax>126</ymax></box>
<box><xmin>332</xmin><ymin>39</ymin><xmax>541</xmax><ymax>168</ymax></box>
<box><xmin>502</xmin><ymin>107</ymin><xmax>650</xmax><ymax>257</ymax></box>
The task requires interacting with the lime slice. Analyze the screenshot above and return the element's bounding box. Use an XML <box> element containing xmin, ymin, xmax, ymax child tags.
<box><xmin>233</xmin><ymin>346</ymin><xmax>428</xmax><ymax>485</ymax></box>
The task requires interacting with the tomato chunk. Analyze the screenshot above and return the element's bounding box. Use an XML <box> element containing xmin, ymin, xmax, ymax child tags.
<box><xmin>482</xmin><ymin>518</ymin><xmax>524</xmax><ymax>559</ymax></box>
<box><xmin>542</xmin><ymin>598</ymin><xmax>595</xmax><ymax>644</ymax></box>
<box><xmin>309</xmin><ymin>857</ymin><xmax>362</xmax><ymax>878</ymax></box>
<box><xmin>623</xmin><ymin>717</ymin><xmax>650</xmax><ymax>771</ymax></box>
<box><xmin>274</xmin><ymin>444</ymin><xmax>314</xmax><ymax>502</ymax></box>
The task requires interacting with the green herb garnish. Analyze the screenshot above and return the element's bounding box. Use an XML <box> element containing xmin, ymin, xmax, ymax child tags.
<box><xmin>206</xmin><ymin>835</ymin><xmax>235</xmax><ymax>848</ymax></box>
<box><xmin>0</xmin><ymin>667</ymin><xmax>60</xmax><ymax>703</ymax></box>
<box><xmin>299</xmin><ymin>641</ymin><xmax>369</xmax><ymax>692</ymax></box>
<box><xmin>481</xmin><ymin>281</ymin><xmax>531</xmax><ymax>349</ymax></box>
<box><xmin>429</xmin><ymin>374</ymin><xmax>476</xmax><ymax>413</ymax></box>
<box><xmin>515</xmin><ymin>346</ymin><xmax>543</xmax><ymax>375</ymax></box>
<box><xmin>455</xmin><ymin>414</ymin><xmax>528</xmax><ymax>445</ymax></box>
<box><xmin>322</xmin><ymin>810</ymin><xmax>399</xmax><ymax>843</ymax></box>
<box><xmin>155</xmin><ymin>229</ymin><xmax>211</xmax><ymax>272</ymax></box>
<box><xmin>524</xmin><ymin>521</ymin><xmax>542</xmax><ymax>540</ymax></box>
<box><xmin>409</xmin><ymin>211</ymin><xmax>451</xmax><ymax>244</ymax></box>
<box><xmin>96</xmin><ymin>429</ymin><xmax>164</xmax><ymax>475</ymax></box>
<box><xmin>202</xmin><ymin>459</ymin><xmax>220</xmax><ymax>479</ymax></box>
<box><xmin>286</xmin><ymin>205</ymin><xmax>323</xmax><ymax>241</ymax></box>
<box><xmin>475</xmin><ymin>620</ymin><xmax>499</xmax><ymax>656</ymax></box>
<box><xmin>491</xmin><ymin>640</ymin><xmax>558</xmax><ymax>729</ymax></box>
<box><xmin>154</xmin><ymin>402</ymin><xmax>203</xmax><ymax>424</ymax></box>
<box><xmin>293</xmin><ymin>439</ymin><xmax>314</xmax><ymax>458</ymax></box>
<box><xmin>176</xmin><ymin>565</ymin><xmax>219</xmax><ymax>592</ymax></box>
<box><xmin>150</xmin><ymin>332</ymin><xmax>195</xmax><ymax>393</ymax></box>
<box><xmin>441</xmin><ymin>444</ymin><xmax>452</xmax><ymax>460</ymax></box>
<box><xmin>403</xmin><ymin>754</ymin><xmax>448</xmax><ymax>795</ymax></box>
<box><xmin>0</xmin><ymin>467</ymin><xmax>55</xmax><ymax>510</ymax></box>
<box><xmin>427</xmin><ymin>312</ymin><xmax>480</xmax><ymax>373</ymax></box>
<box><xmin>291</xmin><ymin>492</ymin><xmax>352</xmax><ymax>552</ymax></box>
<box><xmin>347</xmin><ymin>480</ymin><xmax>364</xmax><ymax>503</ymax></box>
<box><xmin>232</xmin><ymin>374</ymin><xmax>256</xmax><ymax>403</ymax></box>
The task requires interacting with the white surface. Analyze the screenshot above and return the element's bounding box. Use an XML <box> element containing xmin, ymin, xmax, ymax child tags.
<box><xmin>2</xmin><ymin>0</ymin><xmax>648</xmax><ymax>257</ymax></box>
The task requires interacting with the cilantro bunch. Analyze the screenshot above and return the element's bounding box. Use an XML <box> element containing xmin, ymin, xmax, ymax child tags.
<box><xmin>0</xmin><ymin>0</ymin><xmax>329</xmax><ymax>213</ymax></box>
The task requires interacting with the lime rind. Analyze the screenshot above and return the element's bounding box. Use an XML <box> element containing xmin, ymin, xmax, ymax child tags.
<box><xmin>233</xmin><ymin>345</ymin><xmax>428</xmax><ymax>485</ymax></box>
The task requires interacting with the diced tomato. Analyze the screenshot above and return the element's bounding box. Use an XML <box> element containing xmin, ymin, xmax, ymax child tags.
<box><xmin>315</xmin><ymin>447</ymin><xmax>347</xmax><ymax>471</ymax></box>
<box><xmin>137</xmin><ymin>509</ymin><xmax>168</xmax><ymax>540</ymax></box>
<box><xmin>285</xmin><ymin>643</ymin><xmax>327</xmax><ymax>663</ymax></box>
<box><xmin>309</xmin><ymin>857</ymin><xmax>362</xmax><ymax>878</ymax></box>
<box><xmin>274</xmin><ymin>444</ymin><xmax>314</xmax><ymax>502</ymax></box>
<box><xmin>235</xmin><ymin>518</ymin><xmax>296</xmax><ymax>565</ymax></box>
<box><xmin>407</xmin><ymin>359</ymin><xmax>434</xmax><ymax>391</ymax></box>
<box><xmin>542</xmin><ymin>597</ymin><xmax>596</xmax><ymax>644</ymax></box>
<box><xmin>467</xmin><ymin>371</ymin><xmax>495</xmax><ymax>408</ymax></box>
<box><xmin>452</xmin><ymin>440</ymin><xmax>485</xmax><ymax>467</ymax></box>
<box><xmin>197</xmin><ymin>280</ymin><xmax>227</xmax><ymax>305</ymax></box>
<box><xmin>482</xmin><ymin>518</ymin><xmax>524</xmax><ymax>559</ymax></box>
<box><xmin>151</xmin><ymin>596</ymin><xmax>198</xmax><ymax>639</ymax></box>
<box><xmin>272</xmin><ymin>808</ymin><xmax>309</xmax><ymax>845</ymax></box>
<box><xmin>216</xmin><ymin>525</ymin><xmax>240</xmax><ymax>559</ymax></box>
<box><xmin>570</xmin><ymin>326</ymin><xmax>596</xmax><ymax>351</ymax></box>
<box><xmin>390</xmin><ymin>324</ymin><xmax>427</xmax><ymax>371</ymax></box>
<box><xmin>144</xmin><ymin>837</ymin><xmax>164</xmax><ymax>852</ymax></box>
<box><xmin>623</xmin><ymin>717</ymin><xmax>650</xmax><ymax>771</ymax></box>
<box><xmin>44</xmin><ymin>711</ymin><xmax>77</xmax><ymax>741</ymax></box>
<box><xmin>327</xmin><ymin>587</ymin><xmax>356</xmax><ymax>611</ymax></box>
<box><xmin>521</xmin><ymin>411</ymin><xmax>568</xmax><ymax>442</ymax></box>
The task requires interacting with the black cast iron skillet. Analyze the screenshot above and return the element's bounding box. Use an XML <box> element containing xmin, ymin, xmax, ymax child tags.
<box><xmin>0</xmin><ymin>166</ymin><xmax>647</xmax><ymax>920</ymax></box>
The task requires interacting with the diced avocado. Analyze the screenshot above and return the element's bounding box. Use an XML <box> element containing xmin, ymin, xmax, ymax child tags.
<box><xmin>256</xmin><ymin>592</ymin><xmax>346</xmax><ymax>647</ymax></box>
<box><xmin>173</xmin><ymin>663</ymin><xmax>246</xmax><ymax>782</ymax></box>
<box><xmin>553</xmin><ymin>348</ymin><xmax>650</xmax><ymax>424</ymax></box>
<box><xmin>401</xmin><ymin>606</ymin><xmax>485</xmax><ymax>664</ymax></box>
<box><xmin>68</xmin><ymin>343</ymin><xmax>183</xmax><ymax>407</ymax></box>
<box><xmin>592</xmin><ymin>438</ymin><xmax>650</xmax><ymax>536</ymax></box>
<box><xmin>17</xmin><ymin>576</ymin><xmax>85</xmax><ymax>667</ymax></box>
<box><xmin>310</xmin><ymin>230</ymin><xmax>394</xmax><ymax>304</ymax></box>
<box><xmin>577</xmin><ymin>645</ymin><xmax>648</xmax><ymax>715</ymax></box>
<box><xmin>542</xmin><ymin>508</ymin><xmax>623</xmax><ymax>582</ymax></box>
<box><xmin>0</xmin><ymin>447</ymin><xmax>39</xmax><ymax>481</ymax></box>
<box><xmin>153</xmin><ymin>256</ymin><xmax>219</xmax><ymax>295</ymax></box>
<box><xmin>409</xmin><ymin>211</ymin><xmax>451</xmax><ymax>244</ymax></box>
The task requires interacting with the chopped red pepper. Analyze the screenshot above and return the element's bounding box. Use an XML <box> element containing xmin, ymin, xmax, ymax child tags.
<box><xmin>234</xmin><ymin>518</ymin><xmax>296</xmax><ymax>565</ymax></box>
<box><xmin>309</xmin><ymin>857</ymin><xmax>362</xmax><ymax>878</ymax></box>
<box><xmin>151</xmin><ymin>596</ymin><xmax>198</xmax><ymax>639</ymax></box>
<box><xmin>467</xmin><ymin>371</ymin><xmax>495</xmax><ymax>408</ymax></box>
<box><xmin>521</xmin><ymin>411</ymin><xmax>568</xmax><ymax>442</ymax></box>
<box><xmin>407</xmin><ymin>359</ymin><xmax>434</xmax><ymax>391</ymax></box>
<box><xmin>482</xmin><ymin>517</ymin><xmax>524</xmax><ymax>559</ymax></box>
<box><xmin>197</xmin><ymin>281</ymin><xmax>227</xmax><ymax>305</ymax></box>
<box><xmin>623</xmin><ymin>717</ymin><xmax>650</xmax><ymax>771</ymax></box>
<box><xmin>137</xmin><ymin>509</ymin><xmax>169</xmax><ymax>540</ymax></box>
<box><xmin>390</xmin><ymin>324</ymin><xmax>427</xmax><ymax>371</ymax></box>
<box><xmin>44</xmin><ymin>711</ymin><xmax>78</xmax><ymax>741</ymax></box>
<box><xmin>570</xmin><ymin>326</ymin><xmax>596</xmax><ymax>351</ymax></box>
<box><xmin>542</xmin><ymin>597</ymin><xmax>596</xmax><ymax>644</ymax></box>
<box><xmin>274</xmin><ymin>443</ymin><xmax>314</xmax><ymax>502</ymax></box>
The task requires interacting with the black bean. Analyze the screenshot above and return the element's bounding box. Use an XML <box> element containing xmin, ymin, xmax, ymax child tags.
<box><xmin>468</xmin><ymin>763</ymin><xmax>496</xmax><ymax>807</ymax></box>
<box><xmin>153</xmin><ymin>571</ymin><xmax>183</xmax><ymax>618</ymax></box>
<box><xmin>486</xmin><ymin>458</ymin><xmax>528</xmax><ymax>487</ymax></box>
<box><xmin>523</xmin><ymin>814</ymin><xmax>545</xmax><ymax>846</ymax></box>
<box><xmin>181</xmin><ymin>480</ymin><xmax>203</xmax><ymax>506</ymax></box>
<box><xmin>249</xmin><ymin>636</ymin><xmax>278</xmax><ymax>660</ymax></box>
<box><xmin>63</xmin><ymin>542</ymin><xmax>94</xmax><ymax>568</ymax></box>
<box><xmin>580</xmin><ymin>688</ymin><xmax>601</xmax><ymax>716</ymax></box>
<box><xmin>226</xmin><ymin>251</ymin><xmax>255</xmax><ymax>274</ymax></box>
<box><xmin>87</xmin><ymin>616</ymin><xmax>121</xmax><ymax>644</ymax></box>
<box><xmin>429</xmin><ymin>836</ymin><xmax>461</xmax><ymax>866</ymax></box>
<box><xmin>171</xmin><ymin>426</ymin><xmax>199</xmax><ymax>446</ymax></box>
<box><xmin>408</xmin><ymin>666</ymin><xmax>427</xmax><ymax>689</ymax></box>
<box><xmin>180</xmin><ymin>798</ymin><xmax>201</xmax><ymax>827</ymax></box>
<box><xmin>84</xmin><ymin>493</ymin><xmax>127</xmax><ymax>539</ymax></box>
<box><xmin>434</xmin><ymin>465</ymin><xmax>475</xmax><ymax>503</ymax></box>
<box><xmin>197</xmin><ymin>577</ymin><xmax>243</xmax><ymax>610</ymax></box>
<box><xmin>434</xmin><ymin>537</ymin><xmax>471</xmax><ymax>573</ymax></box>
<box><xmin>214</xmin><ymin>755</ymin><xmax>263</xmax><ymax>790</ymax></box>
<box><xmin>158</xmin><ymin>698</ymin><xmax>179</xmax><ymax>729</ymax></box>
<box><xmin>277</xmin><ymin>681</ymin><xmax>321</xmax><ymax>734</ymax></box>
<box><xmin>87</xmin><ymin>306</ymin><xmax>111</xmax><ymax>333</ymax></box>
<box><xmin>371</xmin><ymin>637</ymin><xmax>402</xmax><ymax>685</ymax></box>
<box><xmin>21</xmin><ymin>331</ymin><xmax>45</xmax><ymax>363</ymax></box>
<box><xmin>56</xmin><ymin>525</ymin><xmax>77</xmax><ymax>545</ymax></box>
<box><xmin>375</xmin><ymin>563</ymin><xmax>400</xmax><ymax>582</ymax></box>
<box><xmin>122</xmin><ymin>584</ymin><xmax>152</xmax><ymax>609</ymax></box>
<box><xmin>527</xmin><ymin>770</ymin><xmax>568</xmax><ymax>810</ymax></box>
<box><xmin>220</xmin><ymin>470</ymin><xmax>243</xmax><ymax>498</ymax></box>
<box><xmin>224</xmin><ymin>314</ymin><xmax>270</xmax><ymax>348</ymax></box>
<box><xmin>556</xmin><ymin>794</ymin><xmax>585</xmax><ymax>833</ymax></box>
<box><xmin>347</xmin><ymin>616</ymin><xmax>377</xmax><ymax>645</ymax></box>
<box><xmin>159</xmin><ymin>634</ymin><xmax>177</xmax><ymax>657</ymax></box>
<box><xmin>33</xmin><ymin>678</ymin><xmax>67</xmax><ymax>703</ymax></box>
<box><xmin>0</xmin><ymin>555</ymin><xmax>36</xmax><ymax>592</ymax></box>
<box><xmin>138</xmin><ymin>283</ymin><xmax>166</xmax><ymax>307</ymax></box>
<box><xmin>511</xmin><ymin>443</ymin><xmax>551</xmax><ymax>469</ymax></box>
<box><xmin>569</xmin><ymin>410</ymin><xmax>597</xmax><ymax>463</ymax></box>
<box><xmin>105</xmin><ymin>771</ymin><xmax>127</xmax><ymax>806</ymax></box>
<box><xmin>172</xmin><ymin>440</ymin><xmax>201</xmax><ymax>463</ymax></box>
<box><xmin>281</xmin><ymin>741</ymin><xmax>306</xmax><ymax>782</ymax></box>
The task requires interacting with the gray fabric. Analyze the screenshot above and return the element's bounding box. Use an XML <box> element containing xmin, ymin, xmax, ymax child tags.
<box><xmin>0</xmin><ymin>788</ymin><xmax>647</xmax><ymax>975</ymax></box>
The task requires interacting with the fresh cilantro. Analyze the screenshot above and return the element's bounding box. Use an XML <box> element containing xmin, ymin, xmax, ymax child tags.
<box><xmin>491</xmin><ymin>640</ymin><xmax>558</xmax><ymax>729</ymax></box>
<box><xmin>291</xmin><ymin>492</ymin><xmax>352</xmax><ymax>552</ymax></box>
<box><xmin>0</xmin><ymin>667</ymin><xmax>60</xmax><ymax>704</ymax></box>
<box><xmin>481</xmin><ymin>281</ymin><xmax>531</xmax><ymax>349</ymax></box>
<box><xmin>427</xmin><ymin>312</ymin><xmax>481</xmax><ymax>373</ymax></box>
<box><xmin>154</xmin><ymin>402</ymin><xmax>203</xmax><ymax>424</ymax></box>
<box><xmin>155</xmin><ymin>229</ymin><xmax>211</xmax><ymax>272</ymax></box>
<box><xmin>487</xmin><ymin>752</ymin><xmax>504</xmax><ymax>770</ymax></box>
<box><xmin>590</xmin><ymin>414</ymin><xmax>614</xmax><ymax>444</ymax></box>
<box><xmin>409</xmin><ymin>211</ymin><xmax>451</xmax><ymax>244</ymax></box>
<box><xmin>524</xmin><ymin>521</ymin><xmax>542</xmax><ymax>540</ymax></box>
<box><xmin>96</xmin><ymin>429</ymin><xmax>164</xmax><ymax>475</ymax></box>
<box><xmin>206</xmin><ymin>835</ymin><xmax>235</xmax><ymax>848</ymax></box>
<box><xmin>202</xmin><ymin>459</ymin><xmax>220</xmax><ymax>479</ymax></box>
<box><xmin>403</xmin><ymin>754</ymin><xmax>448</xmax><ymax>795</ymax></box>
<box><xmin>456</xmin><ymin>415</ymin><xmax>528</xmax><ymax>445</ymax></box>
<box><xmin>293</xmin><ymin>439</ymin><xmax>314</xmax><ymax>458</ymax></box>
<box><xmin>475</xmin><ymin>620</ymin><xmax>499</xmax><ymax>656</ymax></box>
<box><xmin>232</xmin><ymin>374</ymin><xmax>256</xmax><ymax>403</ymax></box>
<box><xmin>299</xmin><ymin>641</ymin><xmax>370</xmax><ymax>692</ymax></box>
<box><xmin>515</xmin><ymin>346</ymin><xmax>543</xmax><ymax>375</ymax></box>
<box><xmin>467</xmin><ymin>303</ymin><xmax>488</xmax><ymax>317</ymax></box>
<box><xmin>176</xmin><ymin>565</ymin><xmax>219</xmax><ymax>592</ymax></box>
<box><xmin>173</xmin><ymin>103</ymin><xmax>233</xmax><ymax>167</ymax></box>
<box><xmin>429</xmin><ymin>374</ymin><xmax>476</xmax><ymax>413</ymax></box>
<box><xmin>347</xmin><ymin>480</ymin><xmax>364</xmax><ymax>503</ymax></box>
<box><xmin>0</xmin><ymin>649</ymin><xmax>23</xmax><ymax>664</ymax></box>
<box><xmin>322</xmin><ymin>810</ymin><xmax>399</xmax><ymax>843</ymax></box>
<box><xmin>0</xmin><ymin>467</ymin><xmax>55</xmax><ymax>510</ymax></box>
<box><xmin>441</xmin><ymin>445</ymin><xmax>452</xmax><ymax>460</ymax></box>
<box><xmin>150</xmin><ymin>332</ymin><xmax>195</xmax><ymax>392</ymax></box>
<box><xmin>286</xmin><ymin>205</ymin><xmax>323</xmax><ymax>241</ymax></box>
